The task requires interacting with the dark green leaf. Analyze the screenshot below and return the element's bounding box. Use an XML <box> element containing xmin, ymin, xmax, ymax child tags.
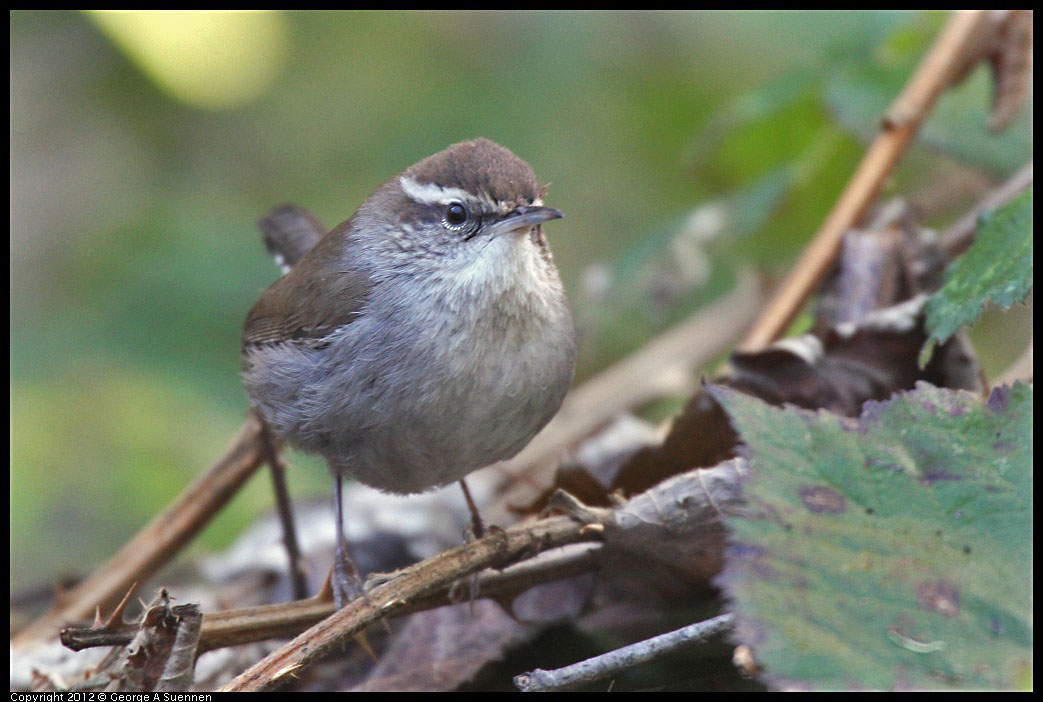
<box><xmin>923</xmin><ymin>187</ymin><xmax>1033</xmax><ymax>360</ymax></box>
<box><xmin>714</xmin><ymin>383</ymin><xmax>1032</xmax><ymax>691</ymax></box>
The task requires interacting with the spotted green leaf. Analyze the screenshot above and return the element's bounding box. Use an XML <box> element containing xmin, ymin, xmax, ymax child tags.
<box><xmin>714</xmin><ymin>383</ymin><xmax>1032</xmax><ymax>691</ymax></box>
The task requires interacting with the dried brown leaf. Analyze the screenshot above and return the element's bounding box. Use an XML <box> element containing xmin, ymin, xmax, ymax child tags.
<box><xmin>988</xmin><ymin>10</ymin><xmax>1033</xmax><ymax>132</ymax></box>
<box><xmin>108</xmin><ymin>591</ymin><xmax>181</xmax><ymax>692</ymax></box>
<box><xmin>600</xmin><ymin>459</ymin><xmax>748</xmax><ymax>597</ymax></box>
<box><xmin>154</xmin><ymin>604</ymin><xmax>202</xmax><ymax>692</ymax></box>
<box><xmin>350</xmin><ymin>602</ymin><xmax>526</xmax><ymax>692</ymax></box>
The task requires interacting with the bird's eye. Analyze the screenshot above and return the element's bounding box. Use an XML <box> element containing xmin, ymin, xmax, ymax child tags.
<box><xmin>445</xmin><ymin>202</ymin><xmax>468</xmax><ymax>227</ymax></box>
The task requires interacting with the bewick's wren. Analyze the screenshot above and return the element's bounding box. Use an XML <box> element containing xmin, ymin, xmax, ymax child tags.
<box><xmin>242</xmin><ymin>138</ymin><xmax>576</xmax><ymax>602</ymax></box>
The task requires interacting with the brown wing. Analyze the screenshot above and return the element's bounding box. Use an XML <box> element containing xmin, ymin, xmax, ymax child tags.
<box><xmin>242</xmin><ymin>220</ymin><xmax>372</xmax><ymax>350</ymax></box>
<box><xmin>258</xmin><ymin>204</ymin><xmax>326</xmax><ymax>270</ymax></box>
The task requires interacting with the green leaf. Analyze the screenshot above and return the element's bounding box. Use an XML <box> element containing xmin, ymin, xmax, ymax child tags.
<box><xmin>923</xmin><ymin>187</ymin><xmax>1033</xmax><ymax>363</ymax></box>
<box><xmin>713</xmin><ymin>383</ymin><xmax>1033</xmax><ymax>691</ymax></box>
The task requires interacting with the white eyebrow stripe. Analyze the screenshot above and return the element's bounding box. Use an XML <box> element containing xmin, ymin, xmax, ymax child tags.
<box><xmin>400</xmin><ymin>176</ymin><xmax>473</xmax><ymax>205</ymax></box>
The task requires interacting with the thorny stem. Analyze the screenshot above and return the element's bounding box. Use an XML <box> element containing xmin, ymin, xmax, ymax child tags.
<box><xmin>60</xmin><ymin>543</ymin><xmax>604</xmax><ymax>654</ymax></box>
<box><xmin>220</xmin><ymin>511</ymin><xmax>612</xmax><ymax>691</ymax></box>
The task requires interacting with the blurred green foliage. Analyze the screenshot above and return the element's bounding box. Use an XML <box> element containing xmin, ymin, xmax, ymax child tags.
<box><xmin>10</xmin><ymin>11</ymin><xmax>1031</xmax><ymax>591</ymax></box>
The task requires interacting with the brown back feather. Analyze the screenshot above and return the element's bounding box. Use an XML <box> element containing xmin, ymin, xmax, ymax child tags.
<box><xmin>243</xmin><ymin>217</ymin><xmax>371</xmax><ymax>350</ymax></box>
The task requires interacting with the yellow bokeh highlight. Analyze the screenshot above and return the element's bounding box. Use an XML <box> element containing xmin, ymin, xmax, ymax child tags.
<box><xmin>87</xmin><ymin>10</ymin><xmax>288</xmax><ymax>110</ymax></box>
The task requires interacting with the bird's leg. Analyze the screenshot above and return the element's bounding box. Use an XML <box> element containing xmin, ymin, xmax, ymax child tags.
<box><xmin>333</xmin><ymin>473</ymin><xmax>366</xmax><ymax>608</ymax></box>
<box><xmin>458</xmin><ymin>478</ymin><xmax>486</xmax><ymax>539</ymax></box>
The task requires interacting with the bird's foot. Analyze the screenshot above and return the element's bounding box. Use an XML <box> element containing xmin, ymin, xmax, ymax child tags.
<box><xmin>333</xmin><ymin>544</ymin><xmax>367</xmax><ymax>609</ymax></box>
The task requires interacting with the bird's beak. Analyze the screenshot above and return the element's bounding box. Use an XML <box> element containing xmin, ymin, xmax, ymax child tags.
<box><xmin>489</xmin><ymin>205</ymin><xmax>564</xmax><ymax>237</ymax></box>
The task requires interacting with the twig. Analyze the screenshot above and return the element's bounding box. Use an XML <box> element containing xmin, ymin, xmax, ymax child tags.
<box><xmin>458</xmin><ymin>478</ymin><xmax>486</xmax><ymax>538</ymax></box>
<box><xmin>738</xmin><ymin>10</ymin><xmax>994</xmax><ymax>352</ymax></box>
<box><xmin>940</xmin><ymin>161</ymin><xmax>1033</xmax><ymax>259</ymax></box>
<box><xmin>61</xmin><ymin>591</ymin><xmax>334</xmax><ymax>654</ymax></box>
<box><xmin>56</xmin><ymin>456</ymin><xmax>743</xmax><ymax>691</ymax></box>
<box><xmin>61</xmin><ymin>543</ymin><xmax>603</xmax><ymax>654</ymax></box>
<box><xmin>258</xmin><ymin>417</ymin><xmax>309</xmax><ymax>600</ymax></box>
<box><xmin>513</xmin><ymin>613</ymin><xmax>735</xmax><ymax>691</ymax></box>
<box><xmin>216</xmin><ymin>458</ymin><xmax>745</xmax><ymax>691</ymax></box>
<box><xmin>13</xmin><ymin>415</ymin><xmax>267</xmax><ymax>646</ymax></box>
<box><xmin>220</xmin><ymin>511</ymin><xmax>612</xmax><ymax>691</ymax></box>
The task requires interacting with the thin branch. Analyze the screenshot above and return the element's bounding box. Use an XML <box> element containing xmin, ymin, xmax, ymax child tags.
<box><xmin>13</xmin><ymin>415</ymin><xmax>267</xmax><ymax>646</ymax></box>
<box><xmin>220</xmin><ymin>511</ymin><xmax>612</xmax><ymax>691</ymax></box>
<box><xmin>54</xmin><ymin>455</ymin><xmax>741</xmax><ymax>692</ymax></box>
<box><xmin>216</xmin><ymin>459</ymin><xmax>745</xmax><ymax>691</ymax></box>
<box><xmin>513</xmin><ymin>613</ymin><xmax>735</xmax><ymax>691</ymax></box>
<box><xmin>61</xmin><ymin>543</ymin><xmax>603</xmax><ymax>654</ymax></box>
<box><xmin>258</xmin><ymin>418</ymin><xmax>309</xmax><ymax>600</ymax></box>
<box><xmin>738</xmin><ymin>10</ymin><xmax>995</xmax><ymax>352</ymax></box>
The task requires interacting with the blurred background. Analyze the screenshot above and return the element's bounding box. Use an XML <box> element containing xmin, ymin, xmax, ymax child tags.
<box><xmin>10</xmin><ymin>11</ymin><xmax>1032</xmax><ymax>592</ymax></box>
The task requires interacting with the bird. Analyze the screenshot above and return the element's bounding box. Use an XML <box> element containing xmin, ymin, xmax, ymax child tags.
<box><xmin>241</xmin><ymin>138</ymin><xmax>576</xmax><ymax>605</ymax></box>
